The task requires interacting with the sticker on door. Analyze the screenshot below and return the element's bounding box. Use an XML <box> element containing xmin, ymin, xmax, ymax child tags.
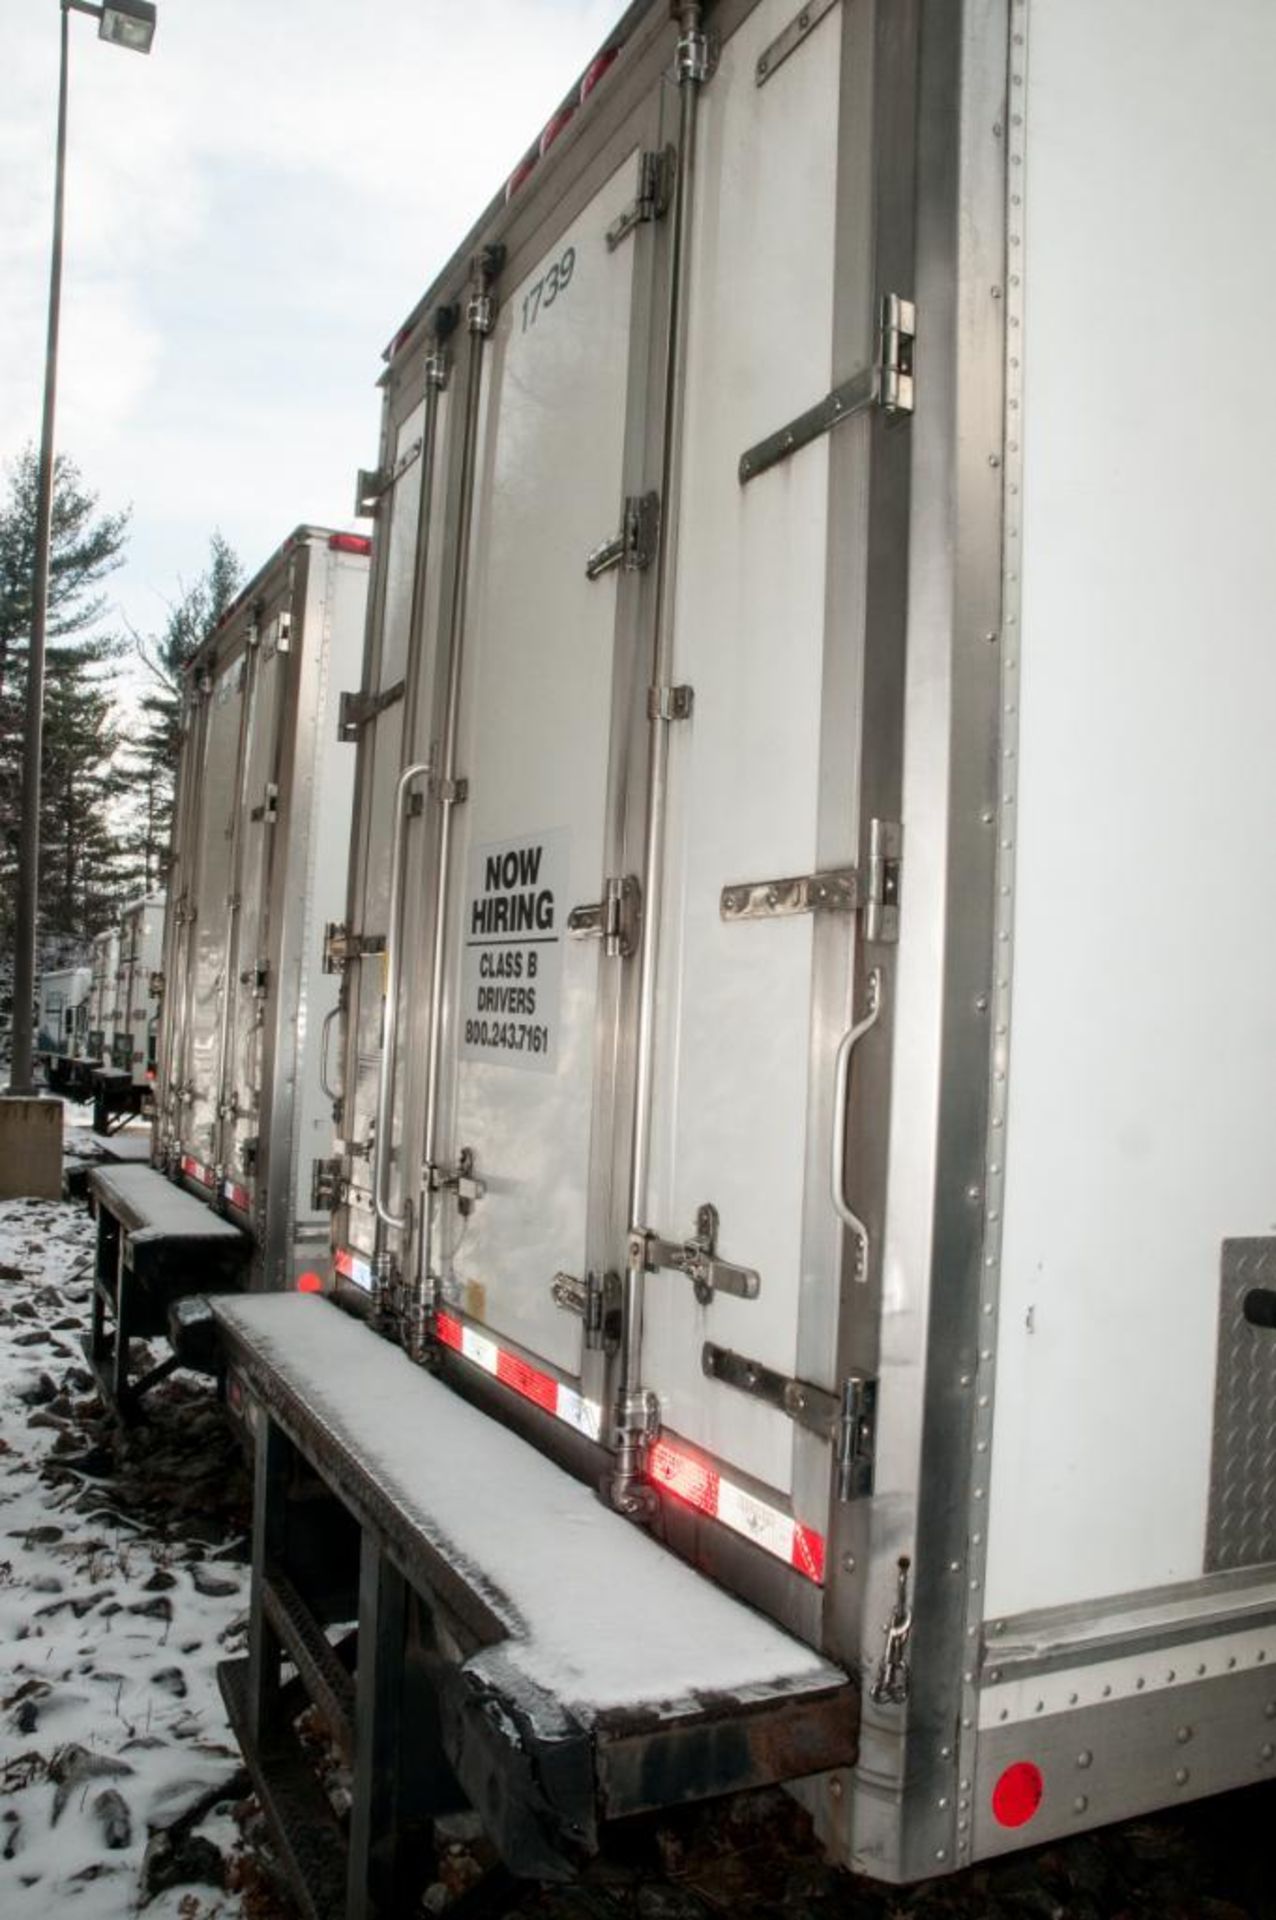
<box><xmin>460</xmin><ymin>828</ymin><xmax>568</xmax><ymax>1073</ymax></box>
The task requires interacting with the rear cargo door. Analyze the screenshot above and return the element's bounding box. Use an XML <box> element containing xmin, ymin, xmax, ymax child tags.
<box><xmin>341</xmin><ymin>393</ymin><xmax>452</xmax><ymax>1276</ymax></box>
<box><xmin>225</xmin><ymin>585</ymin><xmax>293</xmax><ymax>1208</ymax></box>
<box><xmin>180</xmin><ymin>650</ymin><xmax>249</xmax><ymax>1178</ymax></box>
<box><xmin>642</xmin><ymin>0</ymin><xmax>859</xmax><ymax>1508</ymax></box>
<box><xmin>433</xmin><ymin>153</ymin><xmax>649</xmax><ymax>1379</ymax></box>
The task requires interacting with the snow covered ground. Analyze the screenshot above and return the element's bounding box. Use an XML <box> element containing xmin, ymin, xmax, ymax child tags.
<box><xmin>0</xmin><ymin>1183</ymin><xmax>263</xmax><ymax>1919</ymax></box>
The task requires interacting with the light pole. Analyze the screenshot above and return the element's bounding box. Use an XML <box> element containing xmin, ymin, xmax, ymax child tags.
<box><xmin>8</xmin><ymin>0</ymin><xmax>157</xmax><ymax>1095</ymax></box>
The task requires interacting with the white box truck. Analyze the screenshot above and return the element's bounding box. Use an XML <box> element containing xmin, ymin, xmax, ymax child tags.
<box><xmin>212</xmin><ymin>0</ymin><xmax>1276</xmax><ymax>1902</ymax></box>
<box><xmin>153</xmin><ymin>527</ymin><xmax>371</xmax><ymax>1289</ymax></box>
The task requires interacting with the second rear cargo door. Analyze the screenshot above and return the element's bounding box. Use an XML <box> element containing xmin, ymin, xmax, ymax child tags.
<box><xmin>432</xmin><ymin>152</ymin><xmax>649</xmax><ymax>1380</ymax></box>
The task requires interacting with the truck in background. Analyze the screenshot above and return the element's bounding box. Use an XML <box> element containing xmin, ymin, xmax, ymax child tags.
<box><xmin>35</xmin><ymin>965</ymin><xmax>91</xmax><ymax>1093</ymax></box>
<box><xmin>88</xmin><ymin>894</ymin><xmax>165</xmax><ymax>1132</ymax></box>
<box><xmin>153</xmin><ymin>526</ymin><xmax>371</xmax><ymax>1289</ymax></box>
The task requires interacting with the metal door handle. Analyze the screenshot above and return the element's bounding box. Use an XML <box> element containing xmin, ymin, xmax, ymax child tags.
<box><xmin>374</xmin><ymin>760</ymin><xmax>432</xmax><ymax>1234</ymax></box>
<box><xmin>831</xmin><ymin>967</ymin><xmax>882</xmax><ymax>1280</ymax></box>
<box><xmin>319</xmin><ymin>1003</ymin><xmax>341</xmax><ymax>1102</ymax></box>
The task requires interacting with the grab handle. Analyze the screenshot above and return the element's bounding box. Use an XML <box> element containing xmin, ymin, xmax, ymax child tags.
<box><xmin>319</xmin><ymin>1003</ymin><xmax>341</xmax><ymax>1104</ymax></box>
<box><xmin>374</xmin><ymin>761</ymin><xmax>432</xmax><ymax>1233</ymax></box>
<box><xmin>831</xmin><ymin>966</ymin><xmax>882</xmax><ymax>1280</ymax></box>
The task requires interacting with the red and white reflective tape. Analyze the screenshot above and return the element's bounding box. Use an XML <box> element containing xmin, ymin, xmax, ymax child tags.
<box><xmin>647</xmin><ymin>1440</ymin><xmax>826</xmax><ymax>1586</ymax></box>
<box><xmin>222</xmin><ymin>1178</ymin><xmax>250</xmax><ymax>1213</ymax></box>
<box><xmin>433</xmin><ymin>1311</ymin><xmax>826</xmax><ymax>1586</ymax></box>
<box><xmin>435</xmin><ymin>1311</ymin><xmax>602</xmax><ymax>1442</ymax></box>
<box><xmin>334</xmin><ymin>1246</ymin><xmax>374</xmax><ymax>1293</ymax></box>
<box><xmin>180</xmin><ymin>1154</ymin><xmax>215</xmax><ymax>1190</ymax></box>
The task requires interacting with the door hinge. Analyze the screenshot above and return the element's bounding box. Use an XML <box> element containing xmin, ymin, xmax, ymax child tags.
<box><xmin>756</xmin><ymin>0</ymin><xmax>837</xmax><ymax>85</ymax></box>
<box><xmin>355</xmin><ymin>436</ymin><xmax>423</xmax><ymax>518</ymax></box>
<box><xmin>239</xmin><ymin>960</ymin><xmax>269</xmax><ymax>999</ymax></box>
<box><xmin>427</xmin><ymin>1146</ymin><xmax>485</xmax><ymax>1216</ymax></box>
<box><xmin>239</xmin><ymin>1136</ymin><xmax>259</xmax><ymax>1176</ymax></box>
<box><xmin>585</xmin><ymin>492</ymin><xmax>660</xmax><ymax>580</ymax></box>
<box><xmin>311</xmin><ymin>1155</ymin><xmax>344</xmax><ymax>1211</ymax></box>
<box><xmin>739</xmin><ymin>293</ymin><xmax>916</xmax><ymax>484</ymax></box>
<box><xmin>323</xmin><ymin>922</ymin><xmax>387</xmax><ymax>973</ymax></box>
<box><xmin>631</xmin><ymin>1203</ymin><xmax>760</xmax><ymax>1307</ymax></box>
<box><xmin>837</xmin><ymin>1373</ymin><xmax>877</xmax><ymax>1501</ymax></box>
<box><xmin>606</xmin><ymin>147</ymin><xmax>675</xmax><ymax>251</ymax></box>
<box><xmin>865</xmin><ymin>817</ymin><xmax>902</xmax><ymax>944</ymax></box>
<box><xmin>567</xmin><ymin>874</ymin><xmax>641</xmax><ymax>959</ymax></box>
<box><xmin>338</xmin><ymin>679</ymin><xmax>405</xmax><ymax>742</ymax></box>
<box><xmin>701</xmin><ymin>1341</ymin><xmax>840</xmax><ymax>1440</ymax></box>
<box><xmin>551</xmin><ymin>1269</ymin><xmax>622</xmax><ymax>1353</ymax></box>
<box><xmin>149</xmin><ymin>970</ymin><xmax>165</xmax><ymax>998</ymax></box>
<box><xmin>271</xmin><ymin>610</ymin><xmax>293</xmax><ymax>655</ymax></box>
<box><xmin>250</xmin><ymin>781</ymin><xmax>280</xmax><ymax>824</ymax></box>
<box><xmin>720</xmin><ymin>865</ymin><xmax>859</xmax><ymax>922</ymax></box>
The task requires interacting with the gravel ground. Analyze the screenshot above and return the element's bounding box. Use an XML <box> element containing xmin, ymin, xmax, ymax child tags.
<box><xmin>5</xmin><ymin>1156</ymin><xmax>1276</xmax><ymax>1919</ymax></box>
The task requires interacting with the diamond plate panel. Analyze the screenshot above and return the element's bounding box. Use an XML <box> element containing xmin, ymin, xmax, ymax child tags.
<box><xmin>1206</xmin><ymin>1239</ymin><xmax>1276</xmax><ymax>1571</ymax></box>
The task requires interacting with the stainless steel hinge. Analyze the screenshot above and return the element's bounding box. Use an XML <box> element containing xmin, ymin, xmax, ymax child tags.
<box><xmin>647</xmin><ymin>683</ymin><xmax>694</xmax><ymax>722</ymax></box>
<box><xmin>551</xmin><ymin>1269</ymin><xmax>622</xmax><ymax>1353</ymax></box>
<box><xmin>239</xmin><ymin>1136</ymin><xmax>259</xmax><ymax>1176</ymax></box>
<box><xmin>311</xmin><ymin>1155</ymin><xmax>343</xmax><ymax>1211</ymax></box>
<box><xmin>837</xmin><ymin>1373</ymin><xmax>877</xmax><ymax>1501</ymax></box>
<box><xmin>606</xmin><ymin>147</ymin><xmax>675</xmax><ymax>251</ymax></box>
<box><xmin>870</xmin><ymin>1555</ymin><xmax>913</xmax><ymax>1704</ymax></box>
<box><xmin>739</xmin><ymin>292</ymin><xmax>916</xmax><ymax>484</ymax></box>
<box><xmin>250</xmin><ymin>782</ymin><xmax>279</xmax><ymax>825</ymax></box>
<box><xmin>567</xmin><ymin>874</ymin><xmax>640</xmax><ymax>959</ymax></box>
<box><xmin>322</xmin><ymin>922</ymin><xmax>387</xmax><ymax>974</ymax></box>
<box><xmin>238</xmin><ymin>961</ymin><xmax>268</xmax><ymax>999</ymax></box>
<box><xmin>631</xmin><ymin>1203</ymin><xmax>760</xmax><ymax>1307</ymax></box>
<box><xmin>149</xmin><ymin>970</ymin><xmax>165</xmax><ymax>998</ymax></box>
<box><xmin>877</xmin><ymin>293</ymin><xmax>915</xmax><ymax>415</ymax></box>
<box><xmin>865</xmin><ymin>817</ymin><xmax>902</xmax><ymax>944</ymax></box>
<box><xmin>337</xmin><ymin>678</ymin><xmax>406</xmax><ymax>742</ymax></box>
<box><xmin>426</xmin><ymin>1146</ymin><xmax>485</xmax><ymax>1216</ymax></box>
<box><xmin>756</xmin><ymin>0</ymin><xmax>837</xmax><ymax>85</ymax></box>
<box><xmin>272</xmin><ymin>610</ymin><xmax>293</xmax><ymax>655</ymax></box>
<box><xmin>355</xmin><ymin>436</ymin><xmax>423</xmax><ymax>518</ymax></box>
<box><xmin>720</xmin><ymin>865</ymin><xmax>859</xmax><ymax>923</ymax></box>
<box><xmin>702</xmin><ymin>1341</ymin><xmax>839</xmax><ymax>1440</ymax></box>
<box><xmin>585</xmin><ymin>491</ymin><xmax>660</xmax><ymax>580</ymax></box>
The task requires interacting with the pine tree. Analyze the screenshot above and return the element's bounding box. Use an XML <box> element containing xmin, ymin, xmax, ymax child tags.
<box><xmin>0</xmin><ymin>446</ymin><xmax>130</xmax><ymax>959</ymax></box>
<box><xmin>122</xmin><ymin>532</ymin><xmax>242</xmax><ymax>888</ymax></box>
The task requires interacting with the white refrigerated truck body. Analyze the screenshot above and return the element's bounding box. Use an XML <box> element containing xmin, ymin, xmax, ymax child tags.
<box><xmin>155</xmin><ymin>527</ymin><xmax>370</xmax><ymax>1290</ymax></box>
<box><xmin>278</xmin><ymin>0</ymin><xmax>1276</xmax><ymax>1882</ymax></box>
<box><xmin>111</xmin><ymin>894</ymin><xmax>164</xmax><ymax>1087</ymax></box>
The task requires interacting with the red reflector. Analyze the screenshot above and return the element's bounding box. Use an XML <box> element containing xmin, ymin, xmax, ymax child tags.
<box><xmin>297</xmin><ymin>1270</ymin><xmax>323</xmax><ymax>1294</ymax></box>
<box><xmin>539</xmin><ymin>104</ymin><xmax>576</xmax><ymax>157</ymax></box>
<box><xmin>329</xmin><ymin>532</ymin><xmax>371</xmax><ymax>555</ymax></box>
<box><xmin>792</xmin><ymin>1525</ymin><xmax>826</xmax><ymax>1583</ymax></box>
<box><xmin>435</xmin><ymin>1311</ymin><xmax>463</xmax><ymax>1351</ymax></box>
<box><xmin>648</xmin><ymin>1439</ymin><xmax>720</xmax><ymax>1517</ymax></box>
<box><xmin>580</xmin><ymin>46</ymin><xmax>619</xmax><ymax>102</ymax></box>
<box><xmin>992</xmin><ymin>1761</ymin><xmax>1044</xmax><ymax>1828</ymax></box>
<box><xmin>505</xmin><ymin>151</ymin><xmax>538</xmax><ymax>202</ymax></box>
<box><xmin>496</xmin><ymin>1348</ymin><xmax>558</xmax><ymax>1414</ymax></box>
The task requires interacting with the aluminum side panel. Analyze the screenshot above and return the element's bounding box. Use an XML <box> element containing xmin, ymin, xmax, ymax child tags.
<box><xmin>643</xmin><ymin>0</ymin><xmax>844</xmax><ymax>1498</ymax></box>
<box><xmin>436</xmin><ymin>158</ymin><xmax>640</xmax><ymax>1371</ymax></box>
<box><xmin>986</xmin><ymin>0</ymin><xmax>1276</xmax><ymax>1617</ymax></box>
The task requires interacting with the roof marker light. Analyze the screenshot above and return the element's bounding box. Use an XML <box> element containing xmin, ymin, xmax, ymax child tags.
<box><xmin>580</xmin><ymin>47</ymin><xmax>619</xmax><ymax>102</ymax></box>
<box><xmin>328</xmin><ymin>532</ymin><xmax>372</xmax><ymax>555</ymax></box>
<box><xmin>539</xmin><ymin>104</ymin><xmax>576</xmax><ymax>157</ymax></box>
<box><xmin>992</xmin><ymin>1761</ymin><xmax>1044</xmax><ymax>1828</ymax></box>
<box><xmin>505</xmin><ymin>150</ymin><xmax>538</xmax><ymax>202</ymax></box>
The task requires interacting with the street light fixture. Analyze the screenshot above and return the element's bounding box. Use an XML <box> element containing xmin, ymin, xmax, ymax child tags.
<box><xmin>7</xmin><ymin>0</ymin><xmax>157</xmax><ymax>1095</ymax></box>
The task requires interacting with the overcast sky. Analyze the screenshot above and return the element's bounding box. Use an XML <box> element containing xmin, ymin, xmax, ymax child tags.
<box><xmin>0</xmin><ymin>0</ymin><xmax>621</xmax><ymax>666</ymax></box>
